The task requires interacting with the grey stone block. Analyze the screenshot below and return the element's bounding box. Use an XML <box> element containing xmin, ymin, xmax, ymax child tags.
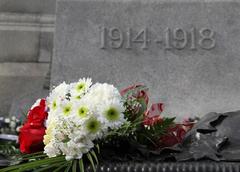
<box><xmin>0</xmin><ymin>13</ymin><xmax>55</xmax><ymax>32</ymax></box>
<box><xmin>0</xmin><ymin>76</ymin><xmax>48</xmax><ymax>117</ymax></box>
<box><xmin>0</xmin><ymin>0</ymin><xmax>55</xmax><ymax>117</ymax></box>
<box><xmin>53</xmin><ymin>0</ymin><xmax>240</xmax><ymax>119</ymax></box>
<box><xmin>0</xmin><ymin>63</ymin><xmax>50</xmax><ymax>76</ymax></box>
<box><xmin>0</xmin><ymin>0</ymin><xmax>56</xmax><ymax>14</ymax></box>
<box><xmin>0</xmin><ymin>13</ymin><xmax>55</xmax><ymax>62</ymax></box>
<box><xmin>9</xmin><ymin>89</ymin><xmax>49</xmax><ymax>121</ymax></box>
<box><xmin>38</xmin><ymin>32</ymin><xmax>54</xmax><ymax>63</ymax></box>
<box><xmin>0</xmin><ymin>30</ymin><xmax>39</xmax><ymax>62</ymax></box>
<box><xmin>0</xmin><ymin>63</ymin><xmax>49</xmax><ymax>117</ymax></box>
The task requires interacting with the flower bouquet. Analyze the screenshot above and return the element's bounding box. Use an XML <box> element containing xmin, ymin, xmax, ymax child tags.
<box><xmin>1</xmin><ymin>78</ymin><xmax>193</xmax><ymax>172</ymax></box>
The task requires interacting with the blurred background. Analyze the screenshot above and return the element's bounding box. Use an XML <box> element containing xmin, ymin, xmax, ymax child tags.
<box><xmin>0</xmin><ymin>0</ymin><xmax>56</xmax><ymax>119</ymax></box>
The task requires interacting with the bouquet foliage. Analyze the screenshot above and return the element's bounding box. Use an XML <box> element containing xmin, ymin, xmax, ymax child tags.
<box><xmin>1</xmin><ymin>78</ymin><xmax>192</xmax><ymax>172</ymax></box>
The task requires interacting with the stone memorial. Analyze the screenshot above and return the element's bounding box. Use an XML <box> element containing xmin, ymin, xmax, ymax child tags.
<box><xmin>0</xmin><ymin>0</ymin><xmax>56</xmax><ymax>117</ymax></box>
<box><xmin>52</xmin><ymin>0</ymin><xmax>240</xmax><ymax>119</ymax></box>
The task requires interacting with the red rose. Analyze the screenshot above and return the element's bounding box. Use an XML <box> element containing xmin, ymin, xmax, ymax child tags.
<box><xmin>19</xmin><ymin>99</ymin><xmax>48</xmax><ymax>154</ymax></box>
<box><xmin>143</xmin><ymin>103</ymin><xmax>164</xmax><ymax>126</ymax></box>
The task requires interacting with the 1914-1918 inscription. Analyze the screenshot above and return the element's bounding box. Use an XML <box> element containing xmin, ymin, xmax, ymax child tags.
<box><xmin>100</xmin><ymin>27</ymin><xmax>216</xmax><ymax>50</ymax></box>
<box><xmin>54</xmin><ymin>0</ymin><xmax>240</xmax><ymax>119</ymax></box>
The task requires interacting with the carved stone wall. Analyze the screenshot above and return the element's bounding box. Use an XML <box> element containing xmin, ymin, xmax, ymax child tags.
<box><xmin>0</xmin><ymin>0</ymin><xmax>56</xmax><ymax>117</ymax></box>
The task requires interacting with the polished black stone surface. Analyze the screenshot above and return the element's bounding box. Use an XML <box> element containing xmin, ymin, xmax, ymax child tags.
<box><xmin>87</xmin><ymin>162</ymin><xmax>240</xmax><ymax>172</ymax></box>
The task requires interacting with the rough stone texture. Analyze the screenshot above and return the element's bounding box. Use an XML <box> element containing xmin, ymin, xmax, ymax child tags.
<box><xmin>9</xmin><ymin>89</ymin><xmax>49</xmax><ymax>121</ymax></box>
<box><xmin>0</xmin><ymin>13</ymin><xmax>55</xmax><ymax>33</ymax></box>
<box><xmin>0</xmin><ymin>63</ymin><xmax>49</xmax><ymax>117</ymax></box>
<box><xmin>39</xmin><ymin>32</ymin><xmax>54</xmax><ymax>63</ymax></box>
<box><xmin>0</xmin><ymin>76</ymin><xmax>48</xmax><ymax>117</ymax></box>
<box><xmin>0</xmin><ymin>30</ymin><xmax>39</xmax><ymax>62</ymax></box>
<box><xmin>0</xmin><ymin>63</ymin><xmax>49</xmax><ymax>76</ymax></box>
<box><xmin>0</xmin><ymin>13</ymin><xmax>55</xmax><ymax>62</ymax></box>
<box><xmin>0</xmin><ymin>0</ymin><xmax>56</xmax><ymax>14</ymax></box>
<box><xmin>0</xmin><ymin>0</ymin><xmax>55</xmax><ymax>117</ymax></box>
<box><xmin>53</xmin><ymin>0</ymin><xmax>240</xmax><ymax>119</ymax></box>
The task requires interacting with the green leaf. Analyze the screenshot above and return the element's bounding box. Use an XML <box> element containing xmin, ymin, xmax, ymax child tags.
<box><xmin>95</xmin><ymin>144</ymin><xmax>100</xmax><ymax>154</ymax></box>
<box><xmin>90</xmin><ymin>150</ymin><xmax>99</xmax><ymax>164</ymax></box>
<box><xmin>139</xmin><ymin>133</ymin><xmax>158</xmax><ymax>147</ymax></box>
<box><xmin>18</xmin><ymin>157</ymin><xmax>65</xmax><ymax>172</ymax></box>
<box><xmin>72</xmin><ymin>160</ymin><xmax>77</xmax><ymax>172</ymax></box>
<box><xmin>34</xmin><ymin>162</ymin><xmax>63</xmax><ymax>172</ymax></box>
<box><xmin>79</xmin><ymin>159</ymin><xmax>84</xmax><ymax>172</ymax></box>
<box><xmin>87</xmin><ymin>153</ymin><xmax>96</xmax><ymax>172</ymax></box>
<box><xmin>137</xmin><ymin>97</ymin><xmax>148</xmax><ymax>116</ymax></box>
<box><xmin>21</xmin><ymin>151</ymin><xmax>44</xmax><ymax>158</ymax></box>
<box><xmin>1</xmin><ymin>156</ymin><xmax>65</xmax><ymax>172</ymax></box>
<box><xmin>64</xmin><ymin>161</ymin><xmax>72</xmax><ymax>172</ymax></box>
<box><xmin>21</xmin><ymin>154</ymin><xmax>48</xmax><ymax>161</ymax></box>
<box><xmin>53</xmin><ymin>162</ymin><xmax>69</xmax><ymax>172</ymax></box>
<box><xmin>0</xmin><ymin>144</ymin><xmax>20</xmax><ymax>156</ymax></box>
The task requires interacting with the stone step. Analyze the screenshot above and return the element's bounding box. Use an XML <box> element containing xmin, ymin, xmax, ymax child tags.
<box><xmin>0</xmin><ymin>62</ymin><xmax>49</xmax><ymax>76</ymax></box>
<box><xmin>0</xmin><ymin>12</ymin><xmax>55</xmax><ymax>32</ymax></box>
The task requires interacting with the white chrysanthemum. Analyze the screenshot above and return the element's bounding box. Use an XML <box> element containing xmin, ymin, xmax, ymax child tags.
<box><xmin>61</xmin><ymin>138</ymin><xmax>94</xmax><ymax>160</ymax></box>
<box><xmin>44</xmin><ymin>79</ymin><xmax>127</xmax><ymax>160</ymax></box>
<box><xmin>70</xmin><ymin>99</ymin><xmax>93</xmax><ymax>123</ymax></box>
<box><xmin>44</xmin><ymin>142</ymin><xmax>61</xmax><ymax>158</ymax></box>
<box><xmin>83</xmin><ymin>116</ymin><xmax>103</xmax><ymax>139</ymax></box>
<box><xmin>46</xmin><ymin>82</ymin><xmax>70</xmax><ymax>121</ymax></box>
<box><xmin>48</xmin><ymin>82</ymin><xmax>69</xmax><ymax>103</ymax></box>
<box><xmin>43</xmin><ymin>120</ymin><xmax>56</xmax><ymax>145</ymax></box>
<box><xmin>70</xmin><ymin>78</ymin><xmax>92</xmax><ymax>99</ymax></box>
<box><xmin>59</xmin><ymin>100</ymin><xmax>73</xmax><ymax>117</ymax></box>
<box><xmin>98</xmin><ymin>99</ymin><xmax>125</xmax><ymax>129</ymax></box>
<box><xmin>85</xmin><ymin>83</ymin><xmax>121</xmax><ymax>106</ymax></box>
<box><xmin>70</xmin><ymin>130</ymin><xmax>88</xmax><ymax>142</ymax></box>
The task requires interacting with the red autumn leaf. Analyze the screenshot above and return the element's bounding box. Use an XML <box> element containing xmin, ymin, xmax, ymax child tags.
<box><xmin>143</xmin><ymin>103</ymin><xmax>164</xmax><ymax>126</ymax></box>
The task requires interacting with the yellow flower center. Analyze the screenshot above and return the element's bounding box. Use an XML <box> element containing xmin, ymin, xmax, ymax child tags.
<box><xmin>76</xmin><ymin>83</ymin><xmax>86</xmax><ymax>92</ymax></box>
<box><xmin>63</xmin><ymin>105</ymin><xmax>72</xmax><ymax>116</ymax></box>
<box><xmin>78</xmin><ymin>106</ymin><xmax>88</xmax><ymax>118</ymax></box>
